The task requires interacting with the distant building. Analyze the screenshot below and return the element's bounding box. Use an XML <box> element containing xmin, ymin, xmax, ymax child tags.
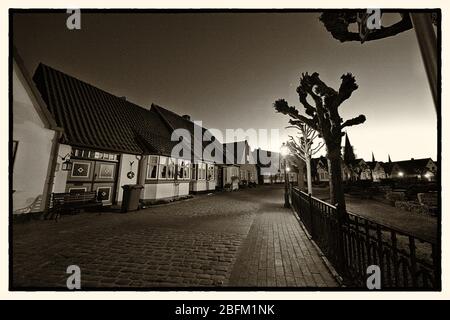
<box><xmin>253</xmin><ymin>148</ymin><xmax>282</xmax><ymax>184</ymax></box>
<box><xmin>366</xmin><ymin>161</ymin><xmax>387</xmax><ymax>182</ymax></box>
<box><xmin>390</xmin><ymin>158</ymin><xmax>437</xmax><ymax>180</ymax></box>
<box><xmin>316</xmin><ymin>156</ymin><xmax>329</xmax><ymax>182</ymax></box>
<box><xmin>221</xmin><ymin>140</ymin><xmax>258</xmax><ymax>189</ymax></box>
<box><xmin>349</xmin><ymin>159</ymin><xmax>372</xmax><ymax>180</ymax></box>
<box><xmin>254</xmin><ymin>148</ymin><xmax>292</xmax><ymax>184</ymax></box>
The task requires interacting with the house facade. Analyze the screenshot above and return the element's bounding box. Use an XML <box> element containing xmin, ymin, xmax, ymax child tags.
<box><xmin>150</xmin><ymin>105</ymin><xmax>218</xmax><ymax>194</ymax></box>
<box><xmin>31</xmin><ymin>63</ymin><xmax>221</xmax><ymax>207</ymax></box>
<box><xmin>316</xmin><ymin>157</ymin><xmax>329</xmax><ymax>182</ymax></box>
<box><xmin>367</xmin><ymin>161</ymin><xmax>387</xmax><ymax>182</ymax></box>
<box><xmin>220</xmin><ymin>140</ymin><xmax>258</xmax><ymax>189</ymax></box>
<box><xmin>348</xmin><ymin>159</ymin><xmax>372</xmax><ymax>180</ymax></box>
<box><xmin>390</xmin><ymin>158</ymin><xmax>437</xmax><ymax>180</ymax></box>
<box><xmin>254</xmin><ymin>148</ymin><xmax>283</xmax><ymax>184</ymax></box>
<box><xmin>12</xmin><ymin>49</ymin><xmax>62</xmax><ymax>214</ymax></box>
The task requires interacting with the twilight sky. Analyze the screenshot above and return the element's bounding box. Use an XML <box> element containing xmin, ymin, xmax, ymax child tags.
<box><xmin>12</xmin><ymin>11</ymin><xmax>437</xmax><ymax>161</ymax></box>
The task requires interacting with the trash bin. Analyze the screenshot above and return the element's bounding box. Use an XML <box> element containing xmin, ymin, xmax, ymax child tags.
<box><xmin>121</xmin><ymin>184</ymin><xmax>144</xmax><ymax>213</ymax></box>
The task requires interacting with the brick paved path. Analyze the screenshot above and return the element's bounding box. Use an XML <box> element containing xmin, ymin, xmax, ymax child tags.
<box><xmin>12</xmin><ymin>185</ymin><xmax>338</xmax><ymax>288</ymax></box>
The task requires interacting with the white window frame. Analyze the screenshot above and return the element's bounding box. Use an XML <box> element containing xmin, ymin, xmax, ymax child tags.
<box><xmin>158</xmin><ymin>156</ymin><xmax>168</xmax><ymax>180</ymax></box>
<box><xmin>196</xmin><ymin>162</ymin><xmax>207</xmax><ymax>181</ymax></box>
<box><xmin>146</xmin><ymin>155</ymin><xmax>159</xmax><ymax>180</ymax></box>
<box><xmin>202</xmin><ymin>163</ymin><xmax>207</xmax><ymax>180</ymax></box>
<box><xmin>167</xmin><ymin>157</ymin><xmax>176</xmax><ymax>180</ymax></box>
<box><xmin>178</xmin><ymin>159</ymin><xmax>191</xmax><ymax>180</ymax></box>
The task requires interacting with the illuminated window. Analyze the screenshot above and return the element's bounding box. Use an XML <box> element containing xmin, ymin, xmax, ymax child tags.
<box><xmin>159</xmin><ymin>156</ymin><xmax>168</xmax><ymax>179</ymax></box>
<box><xmin>146</xmin><ymin>155</ymin><xmax>159</xmax><ymax>179</ymax></box>
<box><xmin>178</xmin><ymin>159</ymin><xmax>191</xmax><ymax>180</ymax></box>
<box><xmin>198</xmin><ymin>163</ymin><xmax>206</xmax><ymax>180</ymax></box>
<box><xmin>167</xmin><ymin>158</ymin><xmax>176</xmax><ymax>179</ymax></box>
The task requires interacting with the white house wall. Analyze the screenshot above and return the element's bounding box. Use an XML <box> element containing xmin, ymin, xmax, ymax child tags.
<box><xmin>191</xmin><ymin>180</ymin><xmax>207</xmax><ymax>192</ymax></box>
<box><xmin>143</xmin><ymin>182</ymin><xmax>190</xmax><ymax>200</ymax></box>
<box><xmin>116</xmin><ymin>153</ymin><xmax>139</xmax><ymax>203</ymax></box>
<box><xmin>207</xmin><ymin>181</ymin><xmax>216</xmax><ymax>191</ymax></box>
<box><xmin>12</xmin><ymin>63</ymin><xmax>55</xmax><ymax>213</ymax></box>
<box><xmin>52</xmin><ymin>144</ymin><xmax>71</xmax><ymax>193</ymax></box>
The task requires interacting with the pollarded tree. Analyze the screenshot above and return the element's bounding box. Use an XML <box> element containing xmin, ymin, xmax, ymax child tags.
<box><xmin>274</xmin><ymin>72</ymin><xmax>366</xmax><ymax>212</ymax></box>
<box><xmin>286</xmin><ymin>123</ymin><xmax>324</xmax><ymax>195</ymax></box>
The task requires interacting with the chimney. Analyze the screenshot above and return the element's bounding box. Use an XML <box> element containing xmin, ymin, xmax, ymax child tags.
<box><xmin>120</xmin><ymin>96</ymin><xmax>127</xmax><ymax>101</ymax></box>
<box><xmin>182</xmin><ymin>115</ymin><xmax>191</xmax><ymax>121</ymax></box>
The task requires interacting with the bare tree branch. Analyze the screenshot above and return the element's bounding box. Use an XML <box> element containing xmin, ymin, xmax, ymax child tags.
<box><xmin>319</xmin><ymin>12</ymin><xmax>413</xmax><ymax>43</ymax></box>
<box><xmin>341</xmin><ymin>114</ymin><xmax>366</xmax><ymax>128</ymax></box>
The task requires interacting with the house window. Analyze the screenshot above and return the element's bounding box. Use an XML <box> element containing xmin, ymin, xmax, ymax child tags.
<box><xmin>146</xmin><ymin>155</ymin><xmax>159</xmax><ymax>179</ymax></box>
<box><xmin>167</xmin><ymin>158</ymin><xmax>176</xmax><ymax>179</ymax></box>
<box><xmin>192</xmin><ymin>164</ymin><xmax>197</xmax><ymax>180</ymax></box>
<box><xmin>232</xmin><ymin>167</ymin><xmax>238</xmax><ymax>178</ymax></box>
<box><xmin>159</xmin><ymin>156</ymin><xmax>168</xmax><ymax>179</ymax></box>
<box><xmin>198</xmin><ymin>163</ymin><xmax>207</xmax><ymax>180</ymax></box>
<box><xmin>178</xmin><ymin>159</ymin><xmax>191</xmax><ymax>180</ymax></box>
<box><xmin>207</xmin><ymin>164</ymin><xmax>215</xmax><ymax>181</ymax></box>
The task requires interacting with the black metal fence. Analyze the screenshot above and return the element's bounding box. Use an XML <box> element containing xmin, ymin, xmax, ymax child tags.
<box><xmin>290</xmin><ymin>187</ymin><xmax>440</xmax><ymax>289</ymax></box>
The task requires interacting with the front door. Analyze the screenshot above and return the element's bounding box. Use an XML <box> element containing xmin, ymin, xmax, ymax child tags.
<box><xmin>65</xmin><ymin>150</ymin><xmax>119</xmax><ymax>205</ymax></box>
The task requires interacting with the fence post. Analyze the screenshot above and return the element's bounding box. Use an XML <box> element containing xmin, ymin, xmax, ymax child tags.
<box><xmin>335</xmin><ymin>203</ymin><xmax>347</xmax><ymax>276</ymax></box>
<box><xmin>308</xmin><ymin>193</ymin><xmax>315</xmax><ymax>238</ymax></box>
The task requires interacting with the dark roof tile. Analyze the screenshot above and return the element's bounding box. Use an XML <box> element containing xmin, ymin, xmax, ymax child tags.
<box><xmin>33</xmin><ymin>63</ymin><xmax>173</xmax><ymax>155</ymax></box>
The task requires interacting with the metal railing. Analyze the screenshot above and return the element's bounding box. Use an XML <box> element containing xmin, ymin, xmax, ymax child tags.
<box><xmin>290</xmin><ymin>187</ymin><xmax>440</xmax><ymax>289</ymax></box>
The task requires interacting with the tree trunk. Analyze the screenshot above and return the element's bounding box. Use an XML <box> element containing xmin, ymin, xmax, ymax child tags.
<box><xmin>327</xmin><ymin>148</ymin><xmax>346</xmax><ymax>212</ymax></box>
<box><xmin>296</xmin><ymin>158</ymin><xmax>306</xmax><ymax>190</ymax></box>
<box><xmin>306</xmin><ymin>155</ymin><xmax>313</xmax><ymax>195</ymax></box>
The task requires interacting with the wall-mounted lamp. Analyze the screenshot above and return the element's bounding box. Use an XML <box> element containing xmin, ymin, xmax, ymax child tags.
<box><xmin>59</xmin><ymin>153</ymin><xmax>73</xmax><ymax>171</ymax></box>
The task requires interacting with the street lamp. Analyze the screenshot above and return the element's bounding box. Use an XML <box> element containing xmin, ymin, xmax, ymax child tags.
<box><xmin>280</xmin><ymin>143</ymin><xmax>290</xmax><ymax>208</ymax></box>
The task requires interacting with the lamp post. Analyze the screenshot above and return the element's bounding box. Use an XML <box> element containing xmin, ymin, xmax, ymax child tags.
<box><xmin>280</xmin><ymin>143</ymin><xmax>290</xmax><ymax>208</ymax></box>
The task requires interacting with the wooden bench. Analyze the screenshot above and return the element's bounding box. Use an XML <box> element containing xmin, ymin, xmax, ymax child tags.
<box><xmin>49</xmin><ymin>191</ymin><xmax>103</xmax><ymax>221</ymax></box>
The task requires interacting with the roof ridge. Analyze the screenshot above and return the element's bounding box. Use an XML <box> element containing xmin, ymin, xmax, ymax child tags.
<box><xmin>37</xmin><ymin>63</ymin><xmax>152</xmax><ymax>115</ymax></box>
<box><xmin>153</xmin><ymin>103</ymin><xmax>195</xmax><ymax>125</ymax></box>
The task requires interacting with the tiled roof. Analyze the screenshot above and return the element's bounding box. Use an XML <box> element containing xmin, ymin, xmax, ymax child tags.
<box><xmin>381</xmin><ymin>162</ymin><xmax>395</xmax><ymax>175</ymax></box>
<box><xmin>365</xmin><ymin>161</ymin><xmax>378</xmax><ymax>170</ymax></box>
<box><xmin>33</xmin><ymin>63</ymin><xmax>174</xmax><ymax>155</ymax></box>
<box><xmin>392</xmin><ymin>158</ymin><xmax>434</xmax><ymax>175</ymax></box>
<box><xmin>223</xmin><ymin>141</ymin><xmax>245</xmax><ymax>164</ymax></box>
<box><xmin>151</xmin><ymin>104</ymin><xmax>222</xmax><ymax>162</ymax></box>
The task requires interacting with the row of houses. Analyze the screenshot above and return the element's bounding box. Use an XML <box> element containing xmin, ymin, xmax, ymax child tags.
<box><xmin>11</xmin><ymin>48</ymin><xmax>436</xmax><ymax>214</ymax></box>
<box><xmin>12</xmin><ymin>49</ymin><xmax>261</xmax><ymax>214</ymax></box>
<box><xmin>312</xmin><ymin>156</ymin><xmax>437</xmax><ymax>183</ymax></box>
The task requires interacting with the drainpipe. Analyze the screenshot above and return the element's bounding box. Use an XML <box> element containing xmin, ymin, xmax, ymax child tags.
<box><xmin>136</xmin><ymin>154</ymin><xmax>147</xmax><ymax>200</ymax></box>
<box><xmin>42</xmin><ymin>128</ymin><xmax>63</xmax><ymax>213</ymax></box>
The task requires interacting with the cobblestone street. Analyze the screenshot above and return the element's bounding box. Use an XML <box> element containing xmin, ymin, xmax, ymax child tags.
<box><xmin>12</xmin><ymin>185</ymin><xmax>338</xmax><ymax>289</ymax></box>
